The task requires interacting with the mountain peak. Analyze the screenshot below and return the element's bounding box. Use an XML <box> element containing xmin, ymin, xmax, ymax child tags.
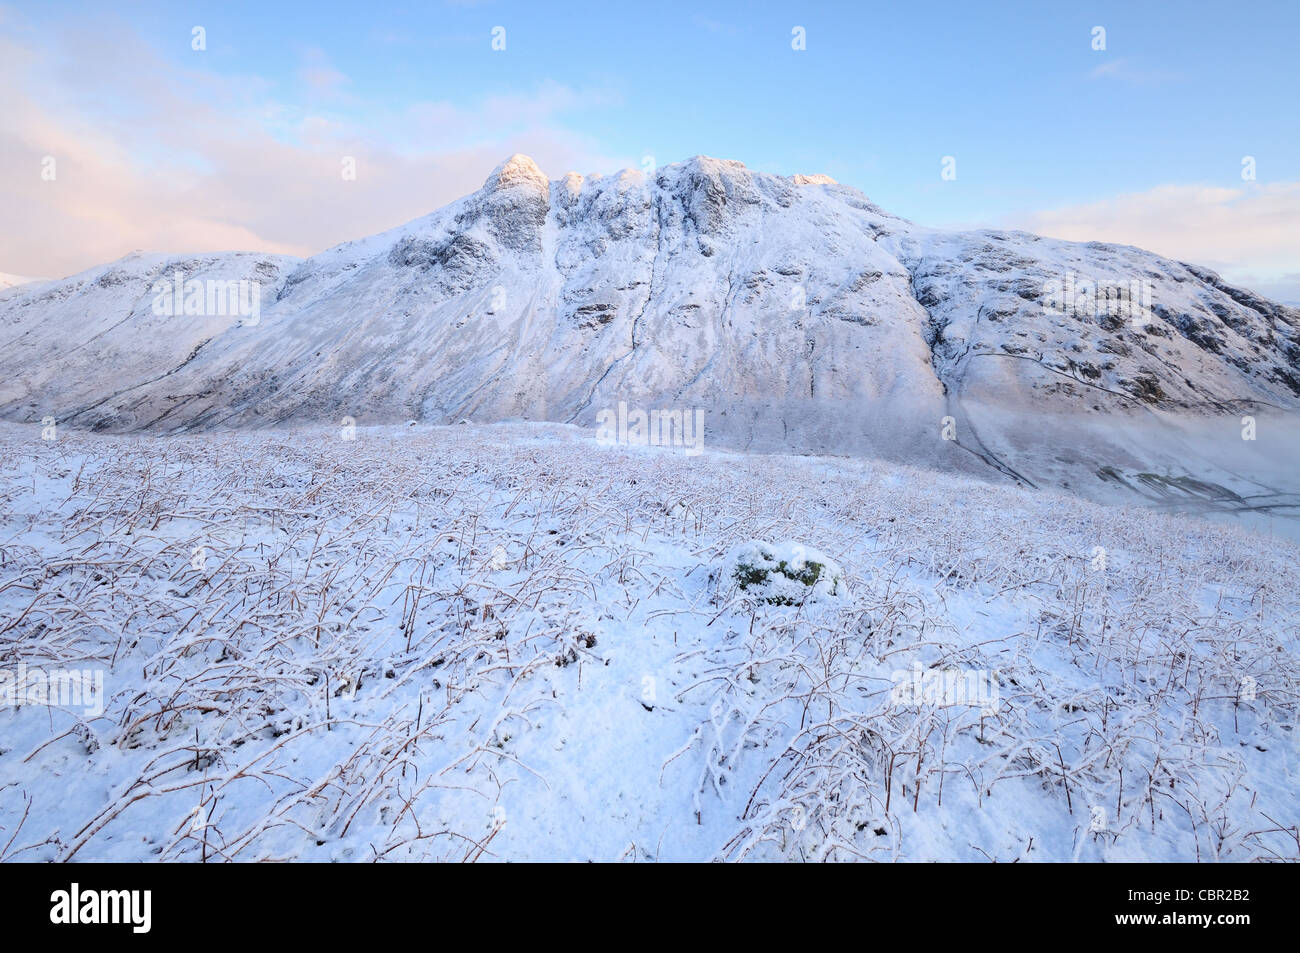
<box><xmin>484</xmin><ymin>154</ymin><xmax>549</xmax><ymax>193</ymax></box>
<box><xmin>664</xmin><ymin>156</ymin><xmax>836</xmax><ymax>188</ymax></box>
<box><xmin>676</xmin><ymin>155</ymin><xmax>750</xmax><ymax>176</ymax></box>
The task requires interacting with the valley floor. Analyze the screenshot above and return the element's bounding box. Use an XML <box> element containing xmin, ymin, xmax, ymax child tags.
<box><xmin>0</xmin><ymin>422</ymin><xmax>1296</xmax><ymax>861</ymax></box>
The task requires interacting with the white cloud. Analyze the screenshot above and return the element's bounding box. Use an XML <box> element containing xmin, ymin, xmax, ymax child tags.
<box><xmin>1087</xmin><ymin>58</ymin><xmax>1183</xmax><ymax>85</ymax></box>
<box><xmin>297</xmin><ymin>48</ymin><xmax>353</xmax><ymax>102</ymax></box>
<box><xmin>1011</xmin><ymin>182</ymin><xmax>1300</xmax><ymax>302</ymax></box>
<box><xmin>0</xmin><ymin>18</ymin><xmax>631</xmax><ymax>279</ymax></box>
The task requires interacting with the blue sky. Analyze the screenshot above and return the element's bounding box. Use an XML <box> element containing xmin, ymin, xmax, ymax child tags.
<box><xmin>2</xmin><ymin>0</ymin><xmax>1298</xmax><ymax>295</ymax></box>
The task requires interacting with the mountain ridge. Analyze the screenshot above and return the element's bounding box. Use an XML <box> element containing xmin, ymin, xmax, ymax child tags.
<box><xmin>3</xmin><ymin>154</ymin><xmax>1298</xmax><ymax>515</ymax></box>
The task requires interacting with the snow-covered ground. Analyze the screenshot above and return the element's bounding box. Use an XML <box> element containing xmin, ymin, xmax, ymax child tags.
<box><xmin>1</xmin><ymin>421</ymin><xmax>1296</xmax><ymax>862</ymax></box>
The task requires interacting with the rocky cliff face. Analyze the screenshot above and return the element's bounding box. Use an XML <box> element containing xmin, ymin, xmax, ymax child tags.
<box><xmin>3</xmin><ymin>154</ymin><xmax>1298</xmax><ymax>503</ymax></box>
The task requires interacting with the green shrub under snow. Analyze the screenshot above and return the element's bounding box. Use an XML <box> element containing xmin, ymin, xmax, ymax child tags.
<box><xmin>724</xmin><ymin>541</ymin><xmax>846</xmax><ymax>605</ymax></box>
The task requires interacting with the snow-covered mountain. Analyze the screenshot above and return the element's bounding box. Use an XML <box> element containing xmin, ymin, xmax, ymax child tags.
<box><xmin>3</xmin><ymin>155</ymin><xmax>1298</xmax><ymax>512</ymax></box>
<box><xmin>0</xmin><ymin>253</ymin><xmax>296</xmax><ymax>424</ymax></box>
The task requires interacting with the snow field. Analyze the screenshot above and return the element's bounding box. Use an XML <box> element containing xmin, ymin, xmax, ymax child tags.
<box><xmin>0</xmin><ymin>421</ymin><xmax>1296</xmax><ymax>861</ymax></box>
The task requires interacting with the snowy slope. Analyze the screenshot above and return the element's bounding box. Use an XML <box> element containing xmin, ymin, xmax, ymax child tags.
<box><xmin>1</xmin><ymin>422</ymin><xmax>1296</xmax><ymax>862</ymax></box>
<box><xmin>1</xmin><ymin>155</ymin><xmax>1297</xmax><ymax>510</ymax></box>
<box><xmin>0</xmin><ymin>252</ymin><xmax>298</xmax><ymax>423</ymax></box>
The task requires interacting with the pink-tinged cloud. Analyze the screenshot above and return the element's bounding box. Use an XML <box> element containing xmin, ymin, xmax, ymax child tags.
<box><xmin>1012</xmin><ymin>182</ymin><xmax>1300</xmax><ymax>301</ymax></box>
<box><xmin>0</xmin><ymin>20</ymin><xmax>632</xmax><ymax>280</ymax></box>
